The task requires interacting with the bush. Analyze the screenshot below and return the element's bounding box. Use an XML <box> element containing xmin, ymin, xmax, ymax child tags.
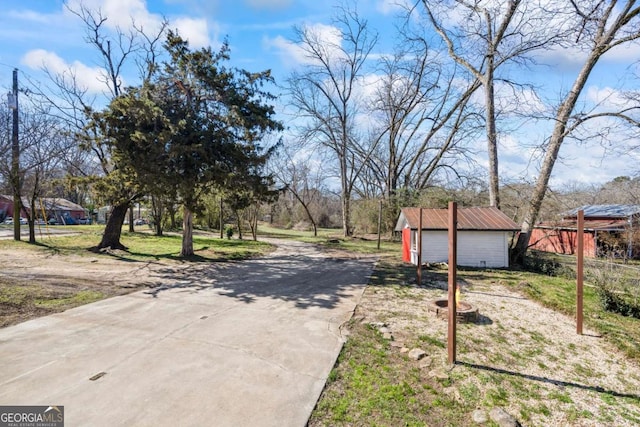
<box><xmin>225</xmin><ymin>225</ymin><xmax>234</xmax><ymax>239</ymax></box>
<box><xmin>588</xmin><ymin>264</ymin><xmax>640</xmax><ymax>319</ymax></box>
<box><xmin>596</xmin><ymin>287</ymin><xmax>640</xmax><ymax>319</ymax></box>
<box><xmin>523</xmin><ymin>251</ymin><xmax>575</xmax><ymax>279</ymax></box>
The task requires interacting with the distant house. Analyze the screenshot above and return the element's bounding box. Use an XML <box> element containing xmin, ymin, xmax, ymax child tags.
<box><xmin>530</xmin><ymin>204</ymin><xmax>640</xmax><ymax>258</ymax></box>
<box><xmin>395</xmin><ymin>207</ymin><xmax>520</xmax><ymax>268</ymax></box>
<box><xmin>0</xmin><ymin>195</ymin><xmax>87</xmax><ymax>224</ymax></box>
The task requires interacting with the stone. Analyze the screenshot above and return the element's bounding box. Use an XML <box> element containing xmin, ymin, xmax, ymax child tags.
<box><xmin>382</xmin><ymin>332</ymin><xmax>393</xmax><ymax>340</ymax></box>
<box><xmin>408</xmin><ymin>348</ymin><xmax>426</xmax><ymax>361</ymax></box>
<box><xmin>472</xmin><ymin>409</ymin><xmax>488</xmax><ymax>424</ymax></box>
<box><xmin>390</xmin><ymin>341</ymin><xmax>404</xmax><ymax>348</ymax></box>
<box><xmin>489</xmin><ymin>407</ymin><xmax>521</xmax><ymax>427</ymax></box>
<box><xmin>444</xmin><ymin>387</ymin><xmax>461</xmax><ymax>401</ymax></box>
<box><xmin>378</xmin><ymin>326</ymin><xmax>391</xmax><ymax>334</ymax></box>
<box><xmin>400</xmin><ymin>347</ymin><xmax>410</xmax><ymax>353</ymax></box>
<box><xmin>429</xmin><ymin>369</ymin><xmax>449</xmax><ymax>380</ymax></box>
<box><xmin>418</xmin><ymin>357</ymin><xmax>433</xmax><ymax>369</ymax></box>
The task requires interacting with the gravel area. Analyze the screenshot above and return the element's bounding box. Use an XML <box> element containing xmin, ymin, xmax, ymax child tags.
<box><xmin>358</xmin><ymin>271</ymin><xmax>640</xmax><ymax>426</ymax></box>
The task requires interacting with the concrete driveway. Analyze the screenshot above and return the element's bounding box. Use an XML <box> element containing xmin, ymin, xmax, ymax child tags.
<box><xmin>0</xmin><ymin>239</ymin><xmax>376</xmax><ymax>426</ymax></box>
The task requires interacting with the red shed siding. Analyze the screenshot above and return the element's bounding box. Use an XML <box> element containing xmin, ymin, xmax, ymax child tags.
<box><xmin>402</xmin><ymin>227</ymin><xmax>411</xmax><ymax>262</ymax></box>
<box><xmin>529</xmin><ymin>228</ymin><xmax>596</xmax><ymax>257</ymax></box>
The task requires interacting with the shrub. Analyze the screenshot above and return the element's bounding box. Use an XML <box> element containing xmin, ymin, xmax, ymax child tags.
<box><xmin>588</xmin><ymin>264</ymin><xmax>640</xmax><ymax>319</ymax></box>
<box><xmin>523</xmin><ymin>251</ymin><xmax>575</xmax><ymax>279</ymax></box>
<box><xmin>225</xmin><ymin>225</ymin><xmax>234</xmax><ymax>239</ymax></box>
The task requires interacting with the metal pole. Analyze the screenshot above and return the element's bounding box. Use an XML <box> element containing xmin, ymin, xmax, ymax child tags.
<box><xmin>577</xmin><ymin>209</ymin><xmax>584</xmax><ymax>335</ymax></box>
<box><xmin>11</xmin><ymin>68</ymin><xmax>20</xmax><ymax>241</ymax></box>
<box><xmin>448</xmin><ymin>201</ymin><xmax>457</xmax><ymax>365</ymax></box>
<box><xmin>417</xmin><ymin>207</ymin><xmax>423</xmax><ymax>285</ymax></box>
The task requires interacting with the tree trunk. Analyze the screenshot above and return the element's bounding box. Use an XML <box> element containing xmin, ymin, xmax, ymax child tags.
<box><xmin>341</xmin><ymin>195</ymin><xmax>351</xmax><ymax>237</ymax></box>
<box><xmin>235</xmin><ymin>210</ymin><xmax>243</xmax><ymax>240</ymax></box>
<box><xmin>219</xmin><ymin>197</ymin><xmax>224</xmax><ymax>239</ymax></box>
<box><xmin>169</xmin><ymin>205</ymin><xmax>177</xmax><ymax>230</ymax></box>
<box><xmin>28</xmin><ymin>196</ymin><xmax>36</xmax><ymax>244</ymax></box>
<box><xmin>513</xmin><ymin>41</ymin><xmax>605</xmax><ymax>264</ymax></box>
<box><xmin>98</xmin><ymin>202</ymin><xmax>129</xmax><ymax>250</ymax></box>
<box><xmin>250</xmin><ymin>204</ymin><xmax>259</xmax><ymax>241</ymax></box>
<box><xmin>485</xmin><ymin>71</ymin><xmax>500</xmax><ymax>209</ymax></box>
<box><xmin>128</xmin><ymin>206</ymin><xmax>134</xmax><ymax>232</ymax></box>
<box><xmin>340</xmin><ymin>153</ymin><xmax>351</xmax><ymax>237</ymax></box>
<box><xmin>151</xmin><ymin>195</ymin><xmax>164</xmax><ymax>236</ymax></box>
<box><xmin>289</xmin><ymin>187</ymin><xmax>318</xmax><ymax>237</ymax></box>
<box><xmin>181</xmin><ymin>206</ymin><xmax>194</xmax><ymax>257</ymax></box>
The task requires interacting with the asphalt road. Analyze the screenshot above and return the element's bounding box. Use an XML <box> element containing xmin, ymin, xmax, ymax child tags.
<box><xmin>0</xmin><ymin>239</ymin><xmax>376</xmax><ymax>426</ymax></box>
<box><xmin>0</xmin><ymin>224</ymin><xmax>80</xmax><ymax>239</ymax></box>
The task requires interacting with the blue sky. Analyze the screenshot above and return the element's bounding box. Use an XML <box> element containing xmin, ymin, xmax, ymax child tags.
<box><xmin>0</xmin><ymin>0</ymin><xmax>639</xmax><ymax>188</ymax></box>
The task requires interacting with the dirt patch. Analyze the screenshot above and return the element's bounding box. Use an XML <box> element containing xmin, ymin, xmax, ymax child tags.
<box><xmin>0</xmin><ymin>247</ymin><xmax>198</xmax><ymax>328</ymax></box>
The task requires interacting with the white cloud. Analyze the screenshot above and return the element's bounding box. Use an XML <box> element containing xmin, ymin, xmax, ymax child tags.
<box><xmin>586</xmin><ymin>86</ymin><xmax>632</xmax><ymax>110</ymax></box>
<box><xmin>265</xmin><ymin>23</ymin><xmax>344</xmax><ymax>68</ymax></box>
<box><xmin>264</xmin><ymin>35</ymin><xmax>310</xmax><ymax>68</ymax></box>
<box><xmin>64</xmin><ymin>0</ymin><xmax>159</xmax><ymax>30</ymax></box>
<box><xmin>173</xmin><ymin>17</ymin><xmax>216</xmax><ymax>49</ymax></box>
<box><xmin>376</xmin><ymin>0</ymin><xmax>411</xmax><ymax>15</ymax></box>
<box><xmin>21</xmin><ymin>49</ymin><xmax>114</xmax><ymax>94</ymax></box>
<box><xmin>64</xmin><ymin>0</ymin><xmax>217</xmax><ymax>49</ymax></box>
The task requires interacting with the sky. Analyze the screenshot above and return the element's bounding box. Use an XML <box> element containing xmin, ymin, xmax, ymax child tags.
<box><xmin>0</xmin><ymin>0</ymin><xmax>639</xmax><ymax>190</ymax></box>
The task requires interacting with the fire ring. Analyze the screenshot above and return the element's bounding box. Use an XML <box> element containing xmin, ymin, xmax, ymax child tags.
<box><xmin>428</xmin><ymin>299</ymin><xmax>479</xmax><ymax>323</ymax></box>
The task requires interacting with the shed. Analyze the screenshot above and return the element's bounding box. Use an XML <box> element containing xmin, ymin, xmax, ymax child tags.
<box><xmin>530</xmin><ymin>204</ymin><xmax>640</xmax><ymax>258</ymax></box>
<box><xmin>395</xmin><ymin>207</ymin><xmax>520</xmax><ymax>268</ymax></box>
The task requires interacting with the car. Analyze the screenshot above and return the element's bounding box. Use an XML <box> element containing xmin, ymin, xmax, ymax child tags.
<box><xmin>77</xmin><ymin>218</ymin><xmax>90</xmax><ymax>225</ymax></box>
<box><xmin>134</xmin><ymin>218</ymin><xmax>148</xmax><ymax>226</ymax></box>
<box><xmin>3</xmin><ymin>217</ymin><xmax>13</xmax><ymax>224</ymax></box>
<box><xmin>48</xmin><ymin>218</ymin><xmax>59</xmax><ymax>225</ymax></box>
<box><xmin>19</xmin><ymin>217</ymin><xmax>27</xmax><ymax>225</ymax></box>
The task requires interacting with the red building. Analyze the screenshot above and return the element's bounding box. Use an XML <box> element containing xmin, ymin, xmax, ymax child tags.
<box><xmin>0</xmin><ymin>195</ymin><xmax>87</xmax><ymax>224</ymax></box>
<box><xmin>530</xmin><ymin>205</ymin><xmax>640</xmax><ymax>258</ymax></box>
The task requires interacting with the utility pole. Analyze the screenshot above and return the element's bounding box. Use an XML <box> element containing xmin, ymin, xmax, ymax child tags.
<box><xmin>9</xmin><ymin>68</ymin><xmax>20</xmax><ymax>241</ymax></box>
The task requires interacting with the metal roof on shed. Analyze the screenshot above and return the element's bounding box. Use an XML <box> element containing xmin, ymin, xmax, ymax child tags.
<box><xmin>395</xmin><ymin>206</ymin><xmax>520</xmax><ymax>231</ymax></box>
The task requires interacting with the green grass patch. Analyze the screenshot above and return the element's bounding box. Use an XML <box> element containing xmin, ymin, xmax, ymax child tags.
<box><xmin>0</xmin><ymin>280</ymin><xmax>107</xmax><ymax>328</ymax></box>
<box><xmin>257</xmin><ymin>223</ymin><xmax>400</xmax><ymax>255</ymax></box>
<box><xmin>308</xmin><ymin>320</ymin><xmax>473</xmax><ymax>426</ymax></box>
<box><xmin>34</xmin><ymin>290</ymin><xmax>105</xmax><ymax>308</ymax></box>
<box><xmin>0</xmin><ymin>227</ymin><xmax>272</xmax><ymax>262</ymax></box>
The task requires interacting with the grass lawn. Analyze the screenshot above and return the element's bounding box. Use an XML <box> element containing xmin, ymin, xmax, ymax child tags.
<box><xmin>0</xmin><ymin>224</ymin><xmax>272</xmax><ymax>262</ymax></box>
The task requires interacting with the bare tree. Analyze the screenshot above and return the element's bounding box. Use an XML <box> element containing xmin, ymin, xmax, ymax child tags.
<box><xmin>286</xmin><ymin>5</ymin><xmax>378</xmax><ymax>237</ymax></box>
<box><xmin>365</xmin><ymin>44</ymin><xmax>484</xmax><ymax>199</ymax></box>
<box><xmin>21</xmin><ymin>114</ymin><xmax>74</xmax><ymax>243</ymax></box>
<box><xmin>418</xmin><ymin>0</ymin><xmax>563</xmax><ymax>209</ymax></box>
<box><xmin>513</xmin><ymin>0</ymin><xmax>640</xmax><ymax>261</ymax></box>
<box><xmin>270</xmin><ymin>142</ymin><xmax>327</xmax><ymax>236</ymax></box>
